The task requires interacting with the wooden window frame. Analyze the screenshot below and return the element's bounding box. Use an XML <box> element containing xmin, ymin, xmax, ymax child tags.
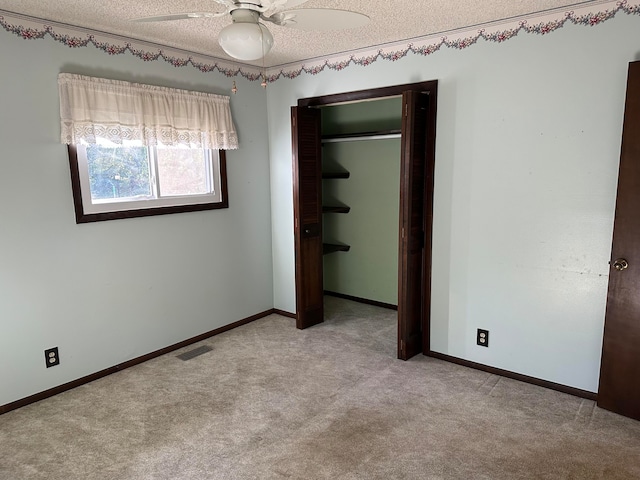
<box><xmin>67</xmin><ymin>145</ymin><xmax>228</xmax><ymax>224</ymax></box>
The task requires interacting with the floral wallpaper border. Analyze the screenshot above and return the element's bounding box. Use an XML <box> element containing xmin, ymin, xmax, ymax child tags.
<box><xmin>1</xmin><ymin>0</ymin><xmax>639</xmax><ymax>84</ymax></box>
<box><xmin>0</xmin><ymin>10</ymin><xmax>264</xmax><ymax>81</ymax></box>
<box><xmin>268</xmin><ymin>0</ymin><xmax>640</xmax><ymax>82</ymax></box>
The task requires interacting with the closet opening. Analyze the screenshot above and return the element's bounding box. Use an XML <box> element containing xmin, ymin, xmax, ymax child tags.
<box><xmin>291</xmin><ymin>81</ymin><xmax>437</xmax><ymax>360</ymax></box>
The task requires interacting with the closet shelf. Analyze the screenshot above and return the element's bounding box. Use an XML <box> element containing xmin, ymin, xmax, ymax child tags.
<box><xmin>322</xmin><ymin>206</ymin><xmax>350</xmax><ymax>214</ymax></box>
<box><xmin>321</xmin><ymin>129</ymin><xmax>401</xmax><ymax>144</ymax></box>
<box><xmin>323</xmin><ymin>243</ymin><xmax>351</xmax><ymax>255</ymax></box>
<box><xmin>322</xmin><ymin>171</ymin><xmax>350</xmax><ymax>179</ymax></box>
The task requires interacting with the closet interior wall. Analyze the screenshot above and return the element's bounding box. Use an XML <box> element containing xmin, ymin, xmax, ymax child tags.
<box><xmin>321</xmin><ymin>97</ymin><xmax>403</xmax><ymax>306</ymax></box>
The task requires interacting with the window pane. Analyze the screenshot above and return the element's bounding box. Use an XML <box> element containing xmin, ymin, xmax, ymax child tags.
<box><xmin>86</xmin><ymin>145</ymin><xmax>151</xmax><ymax>200</ymax></box>
<box><xmin>156</xmin><ymin>148</ymin><xmax>209</xmax><ymax>196</ymax></box>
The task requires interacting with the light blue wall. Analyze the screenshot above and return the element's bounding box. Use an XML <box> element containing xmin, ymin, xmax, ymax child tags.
<box><xmin>267</xmin><ymin>16</ymin><xmax>640</xmax><ymax>392</ymax></box>
<box><xmin>0</xmin><ymin>33</ymin><xmax>273</xmax><ymax>405</ymax></box>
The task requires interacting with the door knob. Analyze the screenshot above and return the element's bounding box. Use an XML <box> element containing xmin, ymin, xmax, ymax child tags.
<box><xmin>613</xmin><ymin>258</ymin><xmax>629</xmax><ymax>271</ymax></box>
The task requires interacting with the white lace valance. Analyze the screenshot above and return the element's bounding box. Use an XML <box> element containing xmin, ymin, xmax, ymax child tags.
<box><xmin>58</xmin><ymin>73</ymin><xmax>238</xmax><ymax>150</ymax></box>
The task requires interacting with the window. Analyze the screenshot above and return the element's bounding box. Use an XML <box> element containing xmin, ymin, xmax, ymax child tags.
<box><xmin>58</xmin><ymin>73</ymin><xmax>238</xmax><ymax>223</ymax></box>
<box><xmin>68</xmin><ymin>144</ymin><xmax>228</xmax><ymax>223</ymax></box>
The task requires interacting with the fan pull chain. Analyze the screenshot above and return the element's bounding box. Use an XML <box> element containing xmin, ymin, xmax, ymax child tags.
<box><xmin>261</xmin><ymin>24</ymin><xmax>268</xmax><ymax>89</ymax></box>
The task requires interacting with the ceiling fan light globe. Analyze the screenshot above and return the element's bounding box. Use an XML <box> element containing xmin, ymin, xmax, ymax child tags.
<box><xmin>218</xmin><ymin>22</ymin><xmax>274</xmax><ymax>61</ymax></box>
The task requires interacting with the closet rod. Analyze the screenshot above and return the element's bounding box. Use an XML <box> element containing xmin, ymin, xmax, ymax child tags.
<box><xmin>321</xmin><ymin>132</ymin><xmax>401</xmax><ymax>144</ymax></box>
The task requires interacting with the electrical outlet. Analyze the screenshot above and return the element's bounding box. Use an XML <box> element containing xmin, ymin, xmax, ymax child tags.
<box><xmin>44</xmin><ymin>347</ymin><xmax>60</xmax><ymax>368</ymax></box>
<box><xmin>477</xmin><ymin>329</ymin><xmax>489</xmax><ymax>347</ymax></box>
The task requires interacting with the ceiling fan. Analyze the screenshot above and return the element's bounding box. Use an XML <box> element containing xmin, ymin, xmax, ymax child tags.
<box><xmin>134</xmin><ymin>0</ymin><xmax>370</xmax><ymax>61</ymax></box>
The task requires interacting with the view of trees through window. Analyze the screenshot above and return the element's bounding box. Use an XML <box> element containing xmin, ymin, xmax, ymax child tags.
<box><xmin>86</xmin><ymin>145</ymin><xmax>151</xmax><ymax>200</ymax></box>
<box><xmin>86</xmin><ymin>145</ymin><xmax>209</xmax><ymax>201</ymax></box>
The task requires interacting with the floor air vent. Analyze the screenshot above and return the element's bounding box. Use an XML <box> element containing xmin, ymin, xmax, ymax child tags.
<box><xmin>176</xmin><ymin>345</ymin><xmax>212</xmax><ymax>361</ymax></box>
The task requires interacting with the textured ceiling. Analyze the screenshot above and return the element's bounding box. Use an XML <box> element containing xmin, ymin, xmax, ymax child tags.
<box><xmin>0</xmin><ymin>0</ymin><xmax>605</xmax><ymax>67</ymax></box>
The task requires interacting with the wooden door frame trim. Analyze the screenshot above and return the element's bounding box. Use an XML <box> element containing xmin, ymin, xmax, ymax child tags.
<box><xmin>297</xmin><ymin>81</ymin><xmax>438</xmax><ymax>108</ymax></box>
<box><xmin>295</xmin><ymin>81</ymin><xmax>438</xmax><ymax>358</ymax></box>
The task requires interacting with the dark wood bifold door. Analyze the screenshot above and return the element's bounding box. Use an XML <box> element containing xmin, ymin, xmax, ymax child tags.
<box><xmin>397</xmin><ymin>90</ymin><xmax>431</xmax><ymax>360</ymax></box>
<box><xmin>598</xmin><ymin>61</ymin><xmax>640</xmax><ymax>421</ymax></box>
<box><xmin>291</xmin><ymin>106</ymin><xmax>324</xmax><ymax>329</ymax></box>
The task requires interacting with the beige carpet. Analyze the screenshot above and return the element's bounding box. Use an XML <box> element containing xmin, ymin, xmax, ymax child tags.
<box><xmin>1</xmin><ymin>297</ymin><xmax>639</xmax><ymax>479</ymax></box>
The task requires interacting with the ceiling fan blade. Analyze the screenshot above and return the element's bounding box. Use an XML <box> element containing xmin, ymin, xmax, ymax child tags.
<box><xmin>133</xmin><ymin>11</ymin><xmax>227</xmax><ymax>22</ymax></box>
<box><xmin>260</xmin><ymin>0</ymin><xmax>310</xmax><ymax>18</ymax></box>
<box><xmin>272</xmin><ymin>9</ymin><xmax>370</xmax><ymax>31</ymax></box>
